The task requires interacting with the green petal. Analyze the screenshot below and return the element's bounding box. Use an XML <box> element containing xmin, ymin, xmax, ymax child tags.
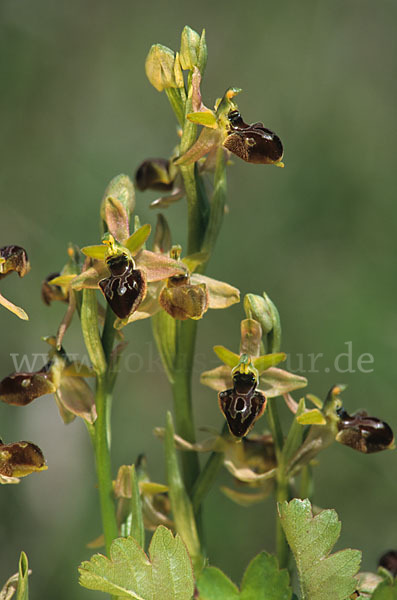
<box><xmin>186</xmin><ymin>111</ymin><xmax>217</xmax><ymax>128</ymax></box>
<box><xmin>124</xmin><ymin>224</ymin><xmax>152</xmax><ymax>255</ymax></box>
<box><xmin>296</xmin><ymin>409</ymin><xmax>326</xmax><ymax>425</ymax></box>
<box><xmin>253</xmin><ymin>352</ymin><xmax>286</xmax><ymax>373</ymax></box>
<box><xmin>213</xmin><ymin>345</ymin><xmax>239</xmax><ymax>368</ymax></box>
<box><xmin>81</xmin><ymin>245</ymin><xmax>107</xmax><ymax>260</ymax></box>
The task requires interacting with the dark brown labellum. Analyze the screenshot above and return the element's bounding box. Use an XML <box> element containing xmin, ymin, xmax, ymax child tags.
<box><xmin>0</xmin><ymin>245</ymin><xmax>30</xmax><ymax>280</ymax></box>
<box><xmin>379</xmin><ymin>550</ymin><xmax>397</xmax><ymax>576</ymax></box>
<box><xmin>41</xmin><ymin>272</ymin><xmax>69</xmax><ymax>305</ymax></box>
<box><xmin>336</xmin><ymin>407</ymin><xmax>394</xmax><ymax>453</ymax></box>
<box><xmin>218</xmin><ymin>371</ymin><xmax>266</xmax><ymax>438</ymax></box>
<box><xmin>135</xmin><ymin>158</ymin><xmax>174</xmax><ymax>192</ymax></box>
<box><xmin>223</xmin><ymin>110</ymin><xmax>283</xmax><ymax>165</ymax></box>
<box><xmin>0</xmin><ymin>440</ymin><xmax>46</xmax><ymax>477</ymax></box>
<box><xmin>0</xmin><ymin>363</ymin><xmax>56</xmax><ymax>406</ymax></box>
<box><xmin>99</xmin><ymin>256</ymin><xmax>146</xmax><ymax>319</ymax></box>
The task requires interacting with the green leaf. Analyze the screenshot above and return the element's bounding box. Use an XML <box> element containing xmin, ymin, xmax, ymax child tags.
<box><xmin>197</xmin><ymin>566</ymin><xmax>240</xmax><ymax>600</ymax></box>
<box><xmin>371</xmin><ymin>578</ymin><xmax>397</xmax><ymax>600</ymax></box>
<box><xmin>240</xmin><ymin>552</ymin><xmax>292</xmax><ymax>600</ymax></box>
<box><xmin>130</xmin><ymin>465</ymin><xmax>145</xmax><ymax>548</ymax></box>
<box><xmin>165</xmin><ymin>412</ymin><xmax>203</xmax><ymax>573</ymax></box>
<box><xmin>278</xmin><ymin>499</ymin><xmax>361</xmax><ymax>600</ymax></box>
<box><xmin>16</xmin><ymin>552</ymin><xmax>29</xmax><ymax>600</ymax></box>
<box><xmin>124</xmin><ymin>224</ymin><xmax>152</xmax><ymax>255</ymax></box>
<box><xmin>196</xmin><ymin>553</ymin><xmax>292</xmax><ymax>600</ymax></box>
<box><xmin>152</xmin><ymin>311</ymin><xmax>177</xmax><ymax>383</ymax></box>
<box><xmin>79</xmin><ymin>526</ymin><xmax>194</xmax><ymax>599</ymax></box>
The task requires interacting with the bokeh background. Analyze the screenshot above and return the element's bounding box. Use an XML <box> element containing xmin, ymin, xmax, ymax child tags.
<box><xmin>1</xmin><ymin>0</ymin><xmax>396</xmax><ymax>597</ymax></box>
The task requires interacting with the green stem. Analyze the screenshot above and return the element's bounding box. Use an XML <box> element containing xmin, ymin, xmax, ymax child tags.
<box><xmin>275</xmin><ymin>474</ymin><xmax>290</xmax><ymax>570</ymax></box>
<box><xmin>171</xmin><ymin>319</ymin><xmax>201</xmax><ymax>494</ymax></box>
<box><xmin>95</xmin><ymin>375</ymin><xmax>119</xmax><ymax>555</ymax></box>
<box><xmin>192</xmin><ymin>424</ymin><xmax>228</xmax><ymax>513</ymax></box>
<box><xmin>81</xmin><ymin>291</ymin><xmax>118</xmax><ymax>555</ymax></box>
<box><xmin>201</xmin><ymin>147</ymin><xmax>227</xmax><ymax>255</ymax></box>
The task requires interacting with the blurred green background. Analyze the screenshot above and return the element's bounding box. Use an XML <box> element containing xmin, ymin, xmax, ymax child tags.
<box><xmin>1</xmin><ymin>0</ymin><xmax>396</xmax><ymax>596</ymax></box>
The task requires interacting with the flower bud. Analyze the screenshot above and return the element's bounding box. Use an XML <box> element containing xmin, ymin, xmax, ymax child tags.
<box><xmin>244</xmin><ymin>294</ymin><xmax>273</xmax><ymax>335</ymax></box>
<box><xmin>0</xmin><ymin>245</ymin><xmax>30</xmax><ymax>280</ymax></box>
<box><xmin>179</xmin><ymin>26</ymin><xmax>207</xmax><ymax>73</ymax></box>
<box><xmin>145</xmin><ymin>44</ymin><xmax>177</xmax><ymax>92</ymax></box>
<box><xmin>135</xmin><ymin>159</ymin><xmax>175</xmax><ymax>192</ymax></box>
<box><xmin>336</xmin><ymin>407</ymin><xmax>394</xmax><ymax>453</ymax></box>
<box><xmin>223</xmin><ymin>110</ymin><xmax>284</xmax><ymax>166</ymax></box>
<box><xmin>159</xmin><ymin>274</ymin><xmax>209</xmax><ymax>320</ymax></box>
<box><xmin>379</xmin><ymin>550</ymin><xmax>397</xmax><ymax>577</ymax></box>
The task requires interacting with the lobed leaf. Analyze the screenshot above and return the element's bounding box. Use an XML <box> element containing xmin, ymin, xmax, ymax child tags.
<box><xmin>278</xmin><ymin>499</ymin><xmax>361</xmax><ymax>600</ymax></box>
<box><xmin>79</xmin><ymin>526</ymin><xmax>194</xmax><ymax>600</ymax></box>
<box><xmin>196</xmin><ymin>552</ymin><xmax>292</xmax><ymax>600</ymax></box>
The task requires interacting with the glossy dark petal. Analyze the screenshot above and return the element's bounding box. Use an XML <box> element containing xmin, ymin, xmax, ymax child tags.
<box><xmin>135</xmin><ymin>158</ymin><xmax>174</xmax><ymax>192</ymax></box>
<box><xmin>0</xmin><ymin>245</ymin><xmax>30</xmax><ymax>280</ymax></box>
<box><xmin>218</xmin><ymin>387</ymin><xmax>266</xmax><ymax>438</ymax></box>
<box><xmin>0</xmin><ymin>366</ymin><xmax>56</xmax><ymax>406</ymax></box>
<box><xmin>224</xmin><ymin>110</ymin><xmax>283</xmax><ymax>164</ymax></box>
<box><xmin>336</xmin><ymin>408</ymin><xmax>394</xmax><ymax>453</ymax></box>
<box><xmin>99</xmin><ymin>266</ymin><xmax>146</xmax><ymax>319</ymax></box>
<box><xmin>0</xmin><ymin>441</ymin><xmax>46</xmax><ymax>477</ymax></box>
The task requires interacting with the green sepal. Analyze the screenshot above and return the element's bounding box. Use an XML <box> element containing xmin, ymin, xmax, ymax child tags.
<box><xmin>252</xmin><ymin>353</ymin><xmax>286</xmax><ymax>373</ymax></box>
<box><xmin>124</xmin><ymin>224</ymin><xmax>152</xmax><ymax>255</ymax></box>
<box><xmin>152</xmin><ymin>310</ymin><xmax>177</xmax><ymax>383</ymax></box>
<box><xmin>165</xmin><ymin>412</ymin><xmax>203</xmax><ymax>574</ymax></box>
<box><xmin>16</xmin><ymin>552</ymin><xmax>29</xmax><ymax>600</ymax></box>
<box><xmin>213</xmin><ymin>345</ymin><xmax>239</xmax><ymax>368</ymax></box>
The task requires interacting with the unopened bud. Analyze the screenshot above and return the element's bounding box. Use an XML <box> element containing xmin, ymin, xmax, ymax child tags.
<box><xmin>145</xmin><ymin>44</ymin><xmax>177</xmax><ymax>92</ymax></box>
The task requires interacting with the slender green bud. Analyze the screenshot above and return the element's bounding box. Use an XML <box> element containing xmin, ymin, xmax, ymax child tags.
<box><xmin>244</xmin><ymin>293</ymin><xmax>273</xmax><ymax>335</ymax></box>
<box><xmin>180</xmin><ymin>26</ymin><xmax>201</xmax><ymax>71</ymax></box>
<box><xmin>100</xmin><ymin>174</ymin><xmax>135</xmax><ymax>224</ymax></box>
<box><xmin>145</xmin><ymin>44</ymin><xmax>177</xmax><ymax>91</ymax></box>
<box><xmin>197</xmin><ymin>29</ymin><xmax>207</xmax><ymax>74</ymax></box>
